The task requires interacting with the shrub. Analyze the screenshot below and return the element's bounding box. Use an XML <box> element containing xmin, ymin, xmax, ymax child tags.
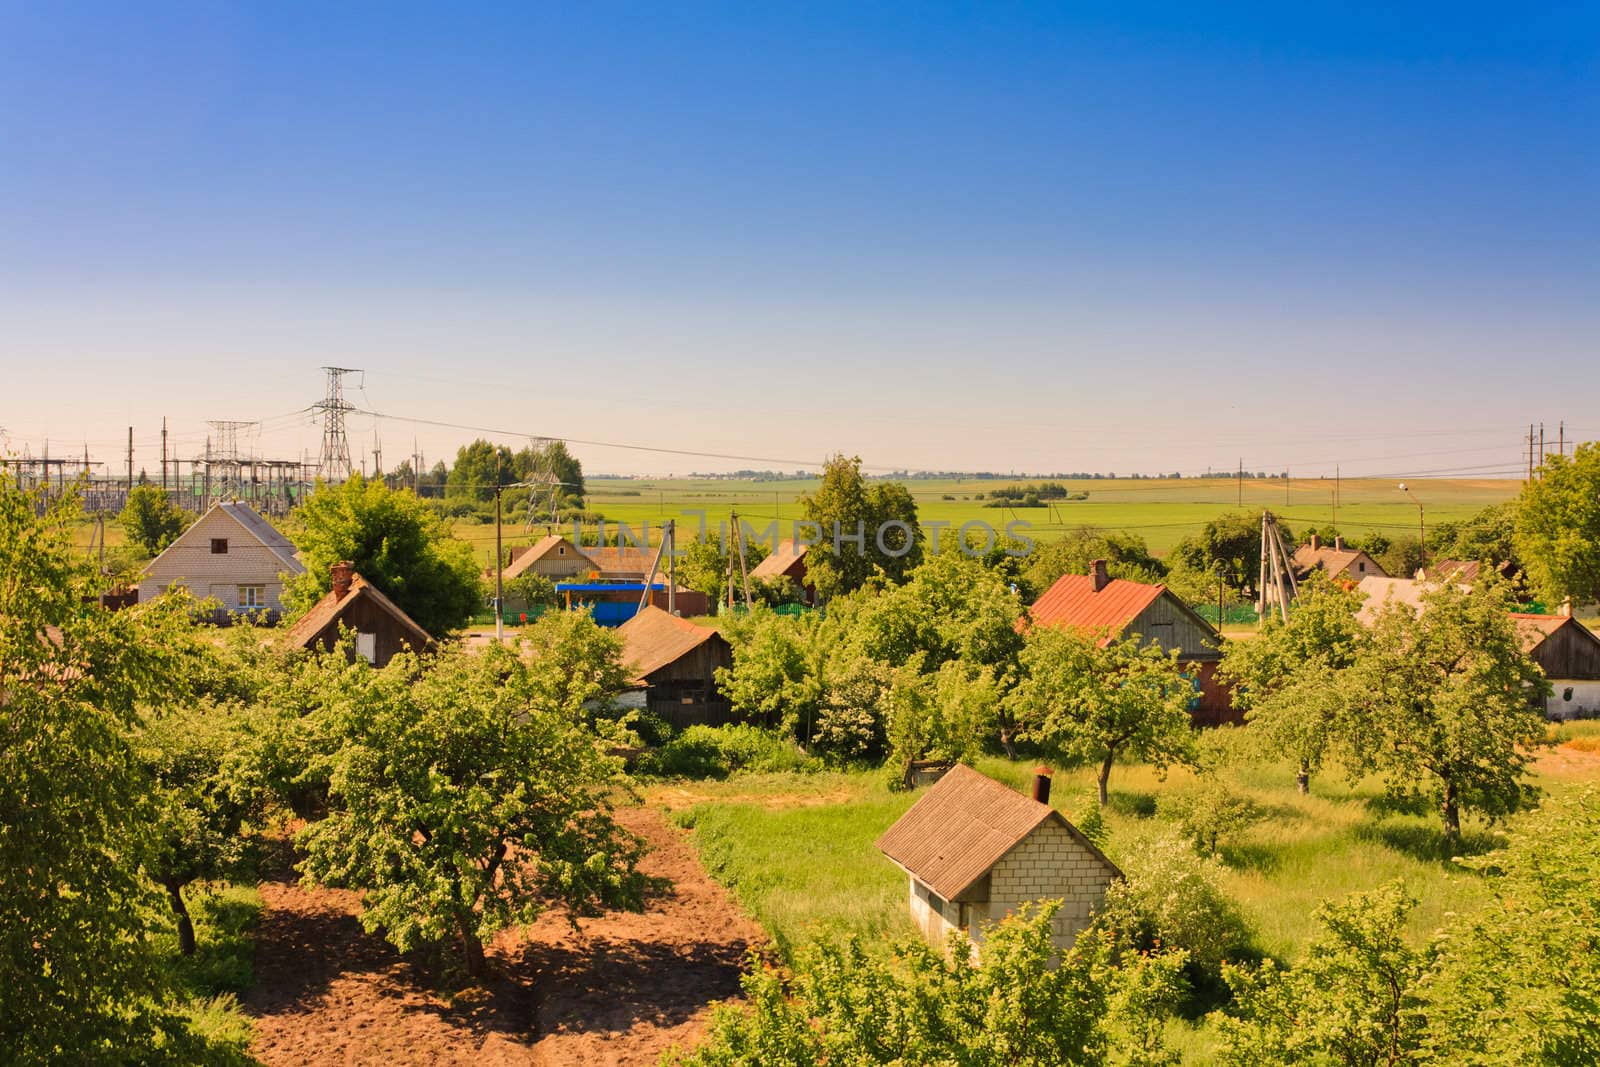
<box><xmin>648</xmin><ymin>724</ymin><xmax>811</xmax><ymax>779</ymax></box>
<box><xmin>1097</xmin><ymin>832</ymin><xmax>1256</xmax><ymax>998</ymax></box>
<box><xmin>1163</xmin><ymin>778</ymin><xmax>1263</xmax><ymax>858</ymax></box>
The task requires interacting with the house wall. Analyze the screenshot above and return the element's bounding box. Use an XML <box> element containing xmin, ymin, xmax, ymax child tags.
<box><xmin>1531</xmin><ymin>625</ymin><xmax>1600</xmax><ymax>681</ymax></box>
<box><xmin>138</xmin><ymin>508</ymin><xmax>296</xmax><ymax>615</ymax></box>
<box><xmin>1127</xmin><ymin>595</ymin><xmax>1219</xmax><ymax>662</ymax></box>
<box><xmin>966</xmin><ymin>820</ymin><xmax>1117</xmax><ymax>953</ymax></box>
<box><xmin>907</xmin><ymin>820</ymin><xmax>1117</xmax><ymax>957</ymax></box>
<box><xmin>644</xmin><ymin>636</ymin><xmax>734</xmax><ymax>728</ymax></box>
<box><xmin>1545</xmin><ymin>679</ymin><xmax>1600</xmax><ymax>721</ymax></box>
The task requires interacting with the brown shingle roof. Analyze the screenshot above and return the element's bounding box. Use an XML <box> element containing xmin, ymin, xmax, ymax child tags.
<box><xmin>616</xmin><ymin>605</ymin><xmax>725</xmax><ymax>683</ymax></box>
<box><xmin>1291</xmin><ymin>543</ymin><xmax>1383</xmax><ymax>580</ymax></box>
<box><xmin>584</xmin><ymin>546</ymin><xmax>660</xmax><ymax>579</ymax></box>
<box><xmin>749</xmin><ymin>539</ymin><xmax>809</xmax><ymax>581</ymax></box>
<box><xmin>282</xmin><ymin>573</ymin><xmax>434</xmax><ymax>653</ymax></box>
<box><xmin>876</xmin><ymin>764</ymin><xmax>1119</xmax><ymax>901</ymax></box>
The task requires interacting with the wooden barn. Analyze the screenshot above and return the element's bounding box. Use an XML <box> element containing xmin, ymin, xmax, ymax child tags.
<box><xmin>1026</xmin><ymin>560</ymin><xmax>1235</xmax><ymax>725</ymax></box>
<box><xmin>748</xmin><ymin>539</ymin><xmax>816</xmax><ymax>605</ymax></box>
<box><xmin>1513</xmin><ymin>614</ymin><xmax>1600</xmax><ymax>720</ymax></box>
<box><xmin>616</xmin><ymin>606</ymin><xmax>732</xmax><ymax>727</ymax></box>
<box><xmin>500</xmin><ymin>534</ymin><xmax>597</xmax><ymax>583</ymax></box>
<box><xmin>876</xmin><ymin>765</ymin><xmax>1120</xmax><ymax>955</ymax></box>
<box><xmin>283</xmin><ymin>562</ymin><xmax>433</xmax><ymax>667</ymax></box>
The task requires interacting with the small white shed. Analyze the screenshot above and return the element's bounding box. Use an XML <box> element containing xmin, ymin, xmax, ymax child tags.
<box><xmin>876</xmin><ymin>765</ymin><xmax>1120</xmax><ymax>954</ymax></box>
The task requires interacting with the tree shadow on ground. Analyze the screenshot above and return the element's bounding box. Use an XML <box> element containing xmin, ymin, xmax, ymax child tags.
<box><xmin>1352</xmin><ymin>819</ymin><xmax>1505</xmax><ymax>864</ymax></box>
<box><xmin>1107</xmin><ymin>791</ymin><xmax>1157</xmax><ymax>818</ymax></box>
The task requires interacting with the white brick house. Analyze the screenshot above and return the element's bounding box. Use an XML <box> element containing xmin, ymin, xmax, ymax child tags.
<box><xmin>876</xmin><ymin>764</ymin><xmax>1120</xmax><ymax>955</ymax></box>
<box><xmin>138</xmin><ymin>502</ymin><xmax>304</xmax><ymax>619</ymax></box>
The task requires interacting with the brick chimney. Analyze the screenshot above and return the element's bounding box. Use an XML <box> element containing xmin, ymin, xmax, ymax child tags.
<box><xmin>1334</xmin><ymin>535</ymin><xmax>1345</xmax><ymax>551</ymax></box>
<box><xmin>1309</xmin><ymin>534</ymin><xmax>1320</xmax><ymax>551</ymax></box>
<box><xmin>1088</xmin><ymin>558</ymin><xmax>1110</xmax><ymax>592</ymax></box>
<box><xmin>330</xmin><ymin>560</ymin><xmax>355</xmax><ymax>601</ymax></box>
<box><xmin>1031</xmin><ymin>767</ymin><xmax>1052</xmax><ymax>805</ymax></box>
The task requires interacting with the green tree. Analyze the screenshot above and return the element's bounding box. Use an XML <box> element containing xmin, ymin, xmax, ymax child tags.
<box><xmin>670</xmin><ymin>902</ymin><xmax>1179</xmax><ymax>1067</ymax></box>
<box><xmin>799</xmin><ymin>454</ymin><xmax>922</xmax><ymax>600</ymax></box>
<box><xmin>136</xmin><ymin>702</ymin><xmax>268</xmax><ymax>956</ymax></box>
<box><xmin>512</xmin><ymin>438</ymin><xmax>587</xmax><ymax>505</ymax></box>
<box><xmin>1170</xmin><ymin>512</ymin><xmax>1287</xmax><ymax>595</ymax></box>
<box><xmin>1009</xmin><ymin>628</ymin><xmax>1196</xmax><ymax>805</ymax></box>
<box><xmin>0</xmin><ymin>475</ymin><xmax>226</xmax><ymax>1061</ymax></box>
<box><xmin>717</xmin><ymin>608</ymin><xmax>823</xmax><ymax>734</ymax></box>
<box><xmin>445</xmin><ymin>438</ymin><xmax>515</xmax><ymax>502</ymax></box>
<box><xmin>1343</xmin><ymin>580</ymin><xmax>1547</xmax><ymax>844</ymax></box>
<box><xmin>1426</xmin><ymin>786</ymin><xmax>1600</xmax><ymax>1064</ymax></box>
<box><xmin>1023</xmin><ymin>527</ymin><xmax>1164</xmax><ymax>600</ymax></box>
<box><xmin>1515</xmin><ymin>441</ymin><xmax>1600</xmax><ymax>610</ymax></box>
<box><xmin>1218</xmin><ymin>574</ymin><xmax>1366</xmax><ymax>793</ymax></box>
<box><xmin>1212</xmin><ymin>882</ymin><xmax>1426</xmax><ymax>1067</ymax></box>
<box><xmin>118</xmin><ymin>483</ymin><xmax>192</xmax><ymax>556</ymax></box>
<box><xmin>284</xmin><ymin>475</ymin><xmax>484</xmax><ymax>637</ymax></box>
<box><xmin>296</xmin><ymin>639</ymin><xmax>652</xmax><ymax>976</ymax></box>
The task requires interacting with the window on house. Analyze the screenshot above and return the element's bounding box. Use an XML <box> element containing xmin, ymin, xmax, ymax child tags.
<box><xmin>238</xmin><ymin>585</ymin><xmax>264</xmax><ymax>609</ymax></box>
<box><xmin>210</xmin><ymin>538</ymin><xmax>229</xmax><ymax>554</ymax></box>
<box><xmin>356</xmin><ymin>632</ymin><xmax>377</xmax><ymax>665</ymax></box>
<box><xmin>1359</xmin><ymin>562</ymin><xmax>1367</xmax><ymax>572</ymax></box>
<box><xmin>1564</xmin><ymin>687</ymin><xmax>1575</xmax><ymax>702</ymax></box>
<box><xmin>558</xmin><ymin>546</ymin><xmax>565</xmax><ymax>555</ymax></box>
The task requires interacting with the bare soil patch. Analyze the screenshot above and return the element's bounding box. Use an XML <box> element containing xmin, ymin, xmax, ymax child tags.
<box><xmin>245</xmin><ymin>806</ymin><xmax>763</xmax><ymax>1066</ymax></box>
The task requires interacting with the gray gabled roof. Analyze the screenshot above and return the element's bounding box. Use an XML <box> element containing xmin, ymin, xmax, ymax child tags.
<box><xmin>216</xmin><ymin>503</ymin><xmax>304</xmax><ymax>572</ymax></box>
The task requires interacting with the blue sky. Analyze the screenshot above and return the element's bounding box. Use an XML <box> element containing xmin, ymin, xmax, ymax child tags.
<box><xmin>1</xmin><ymin>2</ymin><xmax>1595</xmax><ymax>476</ymax></box>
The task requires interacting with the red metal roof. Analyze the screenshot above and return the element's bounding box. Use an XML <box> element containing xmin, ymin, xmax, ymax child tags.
<box><xmin>1024</xmin><ymin>574</ymin><xmax>1168</xmax><ymax>645</ymax></box>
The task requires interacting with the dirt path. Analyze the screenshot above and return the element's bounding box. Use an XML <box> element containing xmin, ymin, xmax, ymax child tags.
<box><xmin>244</xmin><ymin>807</ymin><xmax>763</xmax><ymax>1066</ymax></box>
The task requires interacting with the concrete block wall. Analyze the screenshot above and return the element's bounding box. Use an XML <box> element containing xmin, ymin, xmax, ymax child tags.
<box><xmin>978</xmin><ymin>820</ymin><xmax>1115</xmax><ymax>951</ymax></box>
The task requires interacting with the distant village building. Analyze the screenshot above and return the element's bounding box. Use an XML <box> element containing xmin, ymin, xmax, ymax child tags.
<box><xmin>616</xmin><ymin>606</ymin><xmax>732</xmax><ymax>726</ymax></box>
<box><xmin>500</xmin><ymin>534</ymin><xmax>598</xmax><ymax>582</ymax></box>
<box><xmin>748</xmin><ymin>539</ymin><xmax>816</xmax><ymax>605</ymax></box>
<box><xmin>1513</xmin><ymin>614</ymin><xmax>1600</xmax><ymax>720</ymax></box>
<box><xmin>137</xmin><ymin>502</ymin><xmax>304</xmax><ymax>621</ymax></box>
<box><xmin>283</xmin><ymin>562</ymin><xmax>433</xmax><ymax>667</ymax></box>
<box><xmin>876</xmin><ymin>765</ymin><xmax>1120</xmax><ymax>955</ymax></box>
<box><xmin>1026</xmin><ymin>560</ymin><xmax>1235</xmax><ymax>725</ymax></box>
<box><xmin>1292</xmin><ymin>535</ymin><xmax>1386</xmax><ymax>583</ymax></box>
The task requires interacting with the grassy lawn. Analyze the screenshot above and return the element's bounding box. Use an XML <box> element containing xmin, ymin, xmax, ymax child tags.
<box><xmin>152</xmin><ymin>883</ymin><xmax>263</xmax><ymax>1053</ymax></box>
<box><xmin>657</xmin><ymin>745</ymin><xmax>1600</xmax><ymax>965</ymax></box>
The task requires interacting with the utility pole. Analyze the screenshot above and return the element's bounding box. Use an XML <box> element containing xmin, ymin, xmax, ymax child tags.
<box><xmin>667</xmin><ymin>520</ymin><xmax>676</xmax><ymax>615</ymax></box>
<box><xmin>1528</xmin><ymin>424</ymin><xmax>1535</xmax><ymax>482</ymax></box>
<box><xmin>1559</xmin><ymin>421</ymin><xmax>1565</xmax><ymax>459</ymax></box>
<box><xmin>126</xmin><ymin>427</ymin><xmax>133</xmax><ymax>494</ymax></box>
<box><xmin>1333</xmin><ymin>464</ymin><xmax>1339</xmax><ymax>532</ymax></box>
<box><xmin>161</xmin><ymin>417</ymin><xmax>168</xmax><ymax>492</ymax></box>
<box><xmin>494</xmin><ymin>453</ymin><xmax>504</xmax><ymax>642</ymax></box>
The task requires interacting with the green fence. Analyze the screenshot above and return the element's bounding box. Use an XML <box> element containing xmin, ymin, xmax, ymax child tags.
<box><xmin>1194</xmin><ymin>603</ymin><xmax>1260</xmax><ymax>626</ymax></box>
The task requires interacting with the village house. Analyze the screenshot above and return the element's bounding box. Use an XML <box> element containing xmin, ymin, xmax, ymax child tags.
<box><xmin>1026</xmin><ymin>560</ymin><xmax>1236</xmax><ymax>725</ymax></box>
<box><xmin>283</xmin><ymin>561</ymin><xmax>433</xmax><ymax>668</ymax></box>
<box><xmin>1292</xmin><ymin>534</ymin><xmax>1386</xmax><ymax>583</ymax></box>
<box><xmin>1513</xmin><ymin>614</ymin><xmax>1600</xmax><ymax>720</ymax></box>
<box><xmin>500</xmin><ymin>533</ymin><xmax>598</xmax><ymax>583</ymax></box>
<box><xmin>747</xmin><ymin>539</ymin><xmax>816</xmax><ymax>605</ymax></box>
<box><xmin>876</xmin><ymin>765</ymin><xmax>1121</xmax><ymax>955</ymax></box>
<box><xmin>615</xmin><ymin>605</ymin><xmax>732</xmax><ymax>727</ymax></box>
<box><xmin>137</xmin><ymin>501</ymin><xmax>304</xmax><ymax>621</ymax></box>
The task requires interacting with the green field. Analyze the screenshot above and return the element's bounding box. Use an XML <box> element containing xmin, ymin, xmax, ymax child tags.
<box><xmin>456</xmin><ymin>474</ymin><xmax>1519</xmax><ymax>566</ymax></box>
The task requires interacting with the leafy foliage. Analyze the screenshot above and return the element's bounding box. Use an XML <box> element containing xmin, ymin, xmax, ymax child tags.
<box><xmin>0</xmin><ymin>474</ymin><xmax>241</xmax><ymax>1063</ymax></box>
<box><xmin>1163</xmin><ymin>777</ymin><xmax>1262</xmax><ymax>858</ymax></box>
<box><xmin>1343</xmin><ymin>579</ymin><xmax>1548</xmax><ymax>842</ymax></box>
<box><xmin>1212</xmin><ymin>881</ymin><xmax>1425</xmax><ymax>1067</ymax></box>
<box><xmin>119</xmin><ymin>483</ymin><xmax>193</xmax><ymax>556</ymax></box>
<box><xmin>1515</xmin><ymin>441</ymin><xmax>1600</xmax><ymax>609</ymax></box>
<box><xmin>669</xmin><ymin>901</ymin><xmax>1182</xmax><ymax>1067</ymax></box>
<box><xmin>1023</xmin><ymin>527</ymin><xmax>1165</xmax><ymax>600</ymax></box>
<box><xmin>294</xmin><ymin>639</ymin><xmax>653</xmax><ymax>975</ymax></box>
<box><xmin>1009</xmin><ymin>628</ymin><xmax>1196</xmax><ymax>804</ymax></box>
<box><xmin>800</xmin><ymin>454</ymin><xmax>923</xmax><ymax>600</ymax></box>
<box><xmin>284</xmin><ymin>474</ymin><xmax>484</xmax><ymax>637</ymax></box>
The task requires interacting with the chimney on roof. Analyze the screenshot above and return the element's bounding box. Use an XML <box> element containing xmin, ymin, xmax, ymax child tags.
<box><xmin>1334</xmin><ymin>535</ymin><xmax>1345</xmax><ymax>551</ymax></box>
<box><xmin>1031</xmin><ymin>767</ymin><xmax>1052</xmax><ymax>805</ymax></box>
<box><xmin>1088</xmin><ymin>558</ymin><xmax>1110</xmax><ymax>593</ymax></box>
<box><xmin>331</xmin><ymin>560</ymin><xmax>355</xmax><ymax>601</ymax></box>
<box><xmin>1310</xmin><ymin>534</ymin><xmax>1320</xmax><ymax>551</ymax></box>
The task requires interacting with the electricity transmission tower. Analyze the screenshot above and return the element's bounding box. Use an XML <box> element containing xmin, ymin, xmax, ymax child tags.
<box><xmin>207</xmin><ymin>420</ymin><xmax>258</xmax><ymax>500</ymax></box>
<box><xmin>314</xmin><ymin>366</ymin><xmax>362</xmax><ymax>482</ymax></box>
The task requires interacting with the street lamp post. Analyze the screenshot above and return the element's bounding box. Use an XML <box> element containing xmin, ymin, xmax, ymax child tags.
<box><xmin>1398</xmin><ymin>482</ymin><xmax>1425</xmax><ymax>572</ymax></box>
